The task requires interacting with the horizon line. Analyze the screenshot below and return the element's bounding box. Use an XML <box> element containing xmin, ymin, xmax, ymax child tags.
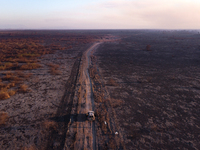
<box><xmin>0</xmin><ymin>28</ymin><xmax>200</xmax><ymax>31</ymax></box>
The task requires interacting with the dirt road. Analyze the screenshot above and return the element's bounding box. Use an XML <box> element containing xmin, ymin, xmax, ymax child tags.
<box><xmin>63</xmin><ymin>43</ymin><xmax>101</xmax><ymax>150</ymax></box>
<box><xmin>74</xmin><ymin>43</ymin><xmax>100</xmax><ymax>150</ymax></box>
<box><xmin>64</xmin><ymin>36</ymin><xmax>124</xmax><ymax>150</ymax></box>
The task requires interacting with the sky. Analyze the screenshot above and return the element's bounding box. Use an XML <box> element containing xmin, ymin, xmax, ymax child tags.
<box><xmin>0</xmin><ymin>0</ymin><xmax>200</xmax><ymax>29</ymax></box>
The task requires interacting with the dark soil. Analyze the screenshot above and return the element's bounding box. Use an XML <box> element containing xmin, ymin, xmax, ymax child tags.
<box><xmin>94</xmin><ymin>30</ymin><xmax>200</xmax><ymax>149</ymax></box>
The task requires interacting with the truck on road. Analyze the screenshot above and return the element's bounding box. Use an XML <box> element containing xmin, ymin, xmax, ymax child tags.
<box><xmin>86</xmin><ymin>111</ymin><xmax>95</xmax><ymax>121</ymax></box>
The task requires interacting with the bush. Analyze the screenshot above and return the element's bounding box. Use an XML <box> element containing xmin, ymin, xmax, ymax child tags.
<box><xmin>48</xmin><ymin>63</ymin><xmax>61</xmax><ymax>75</ymax></box>
<box><xmin>0</xmin><ymin>111</ymin><xmax>9</xmax><ymax>125</ymax></box>
<box><xmin>20</xmin><ymin>63</ymin><xmax>41</xmax><ymax>70</ymax></box>
<box><xmin>8</xmin><ymin>90</ymin><xmax>16</xmax><ymax>96</ymax></box>
<box><xmin>19</xmin><ymin>84</ymin><xmax>28</xmax><ymax>92</ymax></box>
<box><xmin>43</xmin><ymin>120</ymin><xmax>57</xmax><ymax>130</ymax></box>
<box><xmin>146</xmin><ymin>45</ymin><xmax>151</xmax><ymax>51</ymax></box>
<box><xmin>22</xmin><ymin>145</ymin><xmax>38</xmax><ymax>150</ymax></box>
<box><xmin>0</xmin><ymin>91</ymin><xmax>10</xmax><ymax>100</ymax></box>
<box><xmin>107</xmin><ymin>78</ymin><xmax>118</xmax><ymax>86</ymax></box>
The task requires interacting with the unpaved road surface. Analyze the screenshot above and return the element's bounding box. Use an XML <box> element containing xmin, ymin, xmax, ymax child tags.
<box><xmin>64</xmin><ymin>43</ymin><xmax>101</xmax><ymax>150</ymax></box>
<box><xmin>64</xmin><ymin>36</ymin><xmax>125</xmax><ymax>150</ymax></box>
<box><xmin>73</xmin><ymin>43</ymin><xmax>100</xmax><ymax>150</ymax></box>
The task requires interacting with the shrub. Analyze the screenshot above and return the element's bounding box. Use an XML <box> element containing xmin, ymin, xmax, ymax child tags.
<box><xmin>8</xmin><ymin>90</ymin><xmax>16</xmax><ymax>96</ymax></box>
<box><xmin>43</xmin><ymin>120</ymin><xmax>57</xmax><ymax>130</ymax></box>
<box><xmin>0</xmin><ymin>63</ymin><xmax>14</xmax><ymax>70</ymax></box>
<box><xmin>146</xmin><ymin>45</ymin><xmax>151</xmax><ymax>51</ymax></box>
<box><xmin>20</xmin><ymin>63</ymin><xmax>41</xmax><ymax>70</ymax></box>
<box><xmin>0</xmin><ymin>65</ymin><xmax>6</xmax><ymax>70</ymax></box>
<box><xmin>0</xmin><ymin>111</ymin><xmax>9</xmax><ymax>125</ymax></box>
<box><xmin>0</xmin><ymin>82</ymin><xmax>6</xmax><ymax>89</ymax></box>
<box><xmin>107</xmin><ymin>78</ymin><xmax>118</xmax><ymax>86</ymax></box>
<box><xmin>50</xmin><ymin>67</ymin><xmax>61</xmax><ymax>75</ymax></box>
<box><xmin>24</xmin><ymin>73</ymin><xmax>33</xmax><ymax>79</ymax></box>
<box><xmin>2</xmin><ymin>74</ymin><xmax>12</xmax><ymax>81</ymax></box>
<box><xmin>22</xmin><ymin>145</ymin><xmax>37</xmax><ymax>150</ymax></box>
<box><xmin>48</xmin><ymin>63</ymin><xmax>59</xmax><ymax>68</ymax></box>
<box><xmin>110</xmin><ymin>99</ymin><xmax>124</xmax><ymax>108</ymax></box>
<box><xmin>48</xmin><ymin>63</ymin><xmax>61</xmax><ymax>75</ymax></box>
<box><xmin>0</xmin><ymin>91</ymin><xmax>10</xmax><ymax>100</ymax></box>
<box><xmin>5</xmin><ymin>82</ymin><xmax>15</xmax><ymax>89</ymax></box>
<box><xmin>5</xmin><ymin>62</ymin><xmax>13</xmax><ymax>68</ymax></box>
<box><xmin>19</xmin><ymin>84</ymin><xmax>28</xmax><ymax>92</ymax></box>
<box><xmin>150</xmin><ymin>124</ymin><xmax>157</xmax><ymax>131</ymax></box>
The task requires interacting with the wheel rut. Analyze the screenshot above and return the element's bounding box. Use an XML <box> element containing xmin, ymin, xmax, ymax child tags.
<box><xmin>62</xmin><ymin>43</ymin><xmax>101</xmax><ymax>150</ymax></box>
<box><xmin>47</xmin><ymin>37</ymin><xmax>123</xmax><ymax>150</ymax></box>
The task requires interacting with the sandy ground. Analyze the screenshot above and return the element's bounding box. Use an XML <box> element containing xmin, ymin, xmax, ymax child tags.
<box><xmin>64</xmin><ymin>36</ymin><xmax>125</xmax><ymax>150</ymax></box>
<box><xmin>64</xmin><ymin>43</ymin><xmax>100</xmax><ymax>150</ymax></box>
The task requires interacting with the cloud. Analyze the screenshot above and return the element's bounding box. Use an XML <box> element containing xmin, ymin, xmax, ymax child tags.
<box><xmin>1</xmin><ymin>0</ymin><xmax>199</xmax><ymax>29</ymax></box>
<box><xmin>82</xmin><ymin>0</ymin><xmax>200</xmax><ymax>29</ymax></box>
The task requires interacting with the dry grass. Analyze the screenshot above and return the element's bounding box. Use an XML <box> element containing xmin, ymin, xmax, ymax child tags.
<box><xmin>24</xmin><ymin>73</ymin><xmax>33</xmax><ymax>79</ymax></box>
<box><xmin>48</xmin><ymin>63</ymin><xmax>61</xmax><ymax>75</ymax></box>
<box><xmin>0</xmin><ymin>111</ymin><xmax>9</xmax><ymax>125</ymax></box>
<box><xmin>2</xmin><ymin>72</ymin><xmax>21</xmax><ymax>83</ymax></box>
<box><xmin>0</xmin><ymin>70</ymin><xmax>32</xmax><ymax>100</ymax></box>
<box><xmin>107</xmin><ymin>78</ymin><xmax>118</xmax><ymax>86</ymax></box>
<box><xmin>16</xmin><ymin>71</ymin><xmax>32</xmax><ymax>79</ymax></box>
<box><xmin>50</xmin><ymin>67</ymin><xmax>61</xmax><ymax>75</ymax></box>
<box><xmin>0</xmin><ymin>88</ymin><xmax>16</xmax><ymax>100</ymax></box>
<box><xmin>48</xmin><ymin>63</ymin><xmax>59</xmax><ymax>68</ymax></box>
<box><xmin>43</xmin><ymin>120</ymin><xmax>57</xmax><ymax>130</ymax></box>
<box><xmin>19</xmin><ymin>84</ymin><xmax>28</xmax><ymax>92</ymax></box>
<box><xmin>8</xmin><ymin>90</ymin><xmax>16</xmax><ymax>96</ymax></box>
<box><xmin>5</xmin><ymin>82</ymin><xmax>15</xmax><ymax>89</ymax></box>
<box><xmin>150</xmin><ymin>124</ymin><xmax>158</xmax><ymax>131</ymax></box>
<box><xmin>20</xmin><ymin>63</ymin><xmax>41</xmax><ymax>70</ymax></box>
<box><xmin>0</xmin><ymin>91</ymin><xmax>10</xmax><ymax>100</ymax></box>
<box><xmin>2</xmin><ymin>72</ymin><xmax>13</xmax><ymax>81</ymax></box>
<box><xmin>0</xmin><ymin>62</ymin><xmax>15</xmax><ymax>70</ymax></box>
<box><xmin>109</xmin><ymin>98</ymin><xmax>124</xmax><ymax>108</ymax></box>
<box><xmin>22</xmin><ymin>145</ymin><xmax>38</xmax><ymax>150</ymax></box>
<box><xmin>0</xmin><ymin>82</ymin><xmax>6</xmax><ymax>89</ymax></box>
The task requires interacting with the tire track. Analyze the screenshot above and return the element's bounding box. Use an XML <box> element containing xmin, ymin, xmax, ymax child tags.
<box><xmin>74</xmin><ymin>43</ymin><xmax>100</xmax><ymax>150</ymax></box>
<box><xmin>63</xmin><ymin>43</ymin><xmax>100</xmax><ymax>150</ymax></box>
<box><xmin>85</xmin><ymin>43</ymin><xmax>101</xmax><ymax>150</ymax></box>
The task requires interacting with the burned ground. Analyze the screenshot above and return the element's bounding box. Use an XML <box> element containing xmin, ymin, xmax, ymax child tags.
<box><xmin>0</xmin><ymin>30</ymin><xmax>100</xmax><ymax>149</ymax></box>
<box><xmin>1</xmin><ymin>30</ymin><xmax>200</xmax><ymax>150</ymax></box>
<box><xmin>94</xmin><ymin>30</ymin><xmax>200</xmax><ymax>149</ymax></box>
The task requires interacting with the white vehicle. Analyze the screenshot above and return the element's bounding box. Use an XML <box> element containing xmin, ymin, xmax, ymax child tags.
<box><xmin>86</xmin><ymin>111</ymin><xmax>95</xmax><ymax>121</ymax></box>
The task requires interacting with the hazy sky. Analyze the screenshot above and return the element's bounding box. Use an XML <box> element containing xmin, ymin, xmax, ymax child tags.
<box><xmin>0</xmin><ymin>0</ymin><xmax>200</xmax><ymax>29</ymax></box>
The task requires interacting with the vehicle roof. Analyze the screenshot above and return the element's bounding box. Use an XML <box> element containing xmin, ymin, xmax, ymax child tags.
<box><xmin>88</xmin><ymin>111</ymin><xmax>94</xmax><ymax>113</ymax></box>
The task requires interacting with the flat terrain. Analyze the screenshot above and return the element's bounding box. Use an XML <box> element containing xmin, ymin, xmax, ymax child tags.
<box><xmin>0</xmin><ymin>31</ymin><xmax>100</xmax><ymax>149</ymax></box>
<box><xmin>94</xmin><ymin>30</ymin><xmax>200</xmax><ymax>149</ymax></box>
<box><xmin>0</xmin><ymin>30</ymin><xmax>200</xmax><ymax>150</ymax></box>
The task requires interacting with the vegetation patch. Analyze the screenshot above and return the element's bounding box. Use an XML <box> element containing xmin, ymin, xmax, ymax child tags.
<box><xmin>48</xmin><ymin>63</ymin><xmax>61</xmax><ymax>75</ymax></box>
<box><xmin>0</xmin><ymin>111</ymin><xmax>9</xmax><ymax>125</ymax></box>
<box><xmin>107</xmin><ymin>78</ymin><xmax>118</xmax><ymax>86</ymax></box>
